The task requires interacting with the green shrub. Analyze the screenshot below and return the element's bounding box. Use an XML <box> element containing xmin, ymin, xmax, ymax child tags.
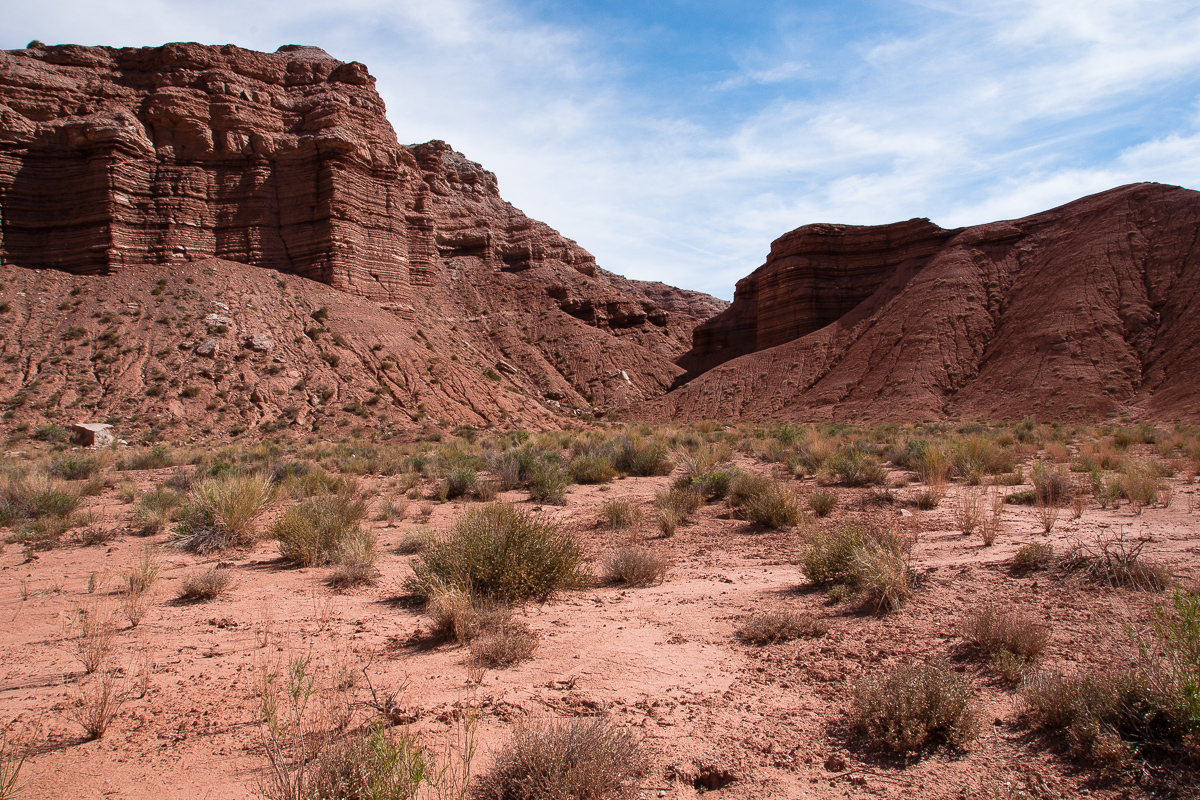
<box><xmin>271</xmin><ymin>493</ymin><xmax>369</xmax><ymax>567</ymax></box>
<box><xmin>32</xmin><ymin>423</ymin><xmax>68</xmax><ymax>443</ymax></box>
<box><xmin>821</xmin><ymin>446</ymin><xmax>887</xmax><ymax>487</ymax></box>
<box><xmin>132</xmin><ymin>486</ymin><xmax>182</xmax><ymax>535</ymax></box>
<box><xmin>1031</xmin><ymin>460</ymin><xmax>1071</xmax><ymax>505</ymax></box>
<box><xmin>49</xmin><ymin>453</ymin><xmax>102</xmax><ymax>481</ymax></box>
<box><xmin>1011</xmin><ymin>542</ymin><xmax>1054</xmax><ymax>572</ymax></box>
<box><xmin>852</xmin><ymin>660</ymin><xmax>978</xmax><ymax>752</ymax></box>
<box><xmin>444</xmin><ymin>466</ymin><xmax>477</xmax><ymax>499</ymax></box>
<box><xmin>408</xmin><ymin>503</ymin><xmax>587</xmax><ymax>602</ymax></box>
<box><xmin>801</xmin><ymin>523</ymin><xmax>915</xmax><ymax>611</ymax></box>
<box><xmin>0</xmin><ymin>471</ymin><xmax>80</xmax><ymax>524</ymax></box>
<box><xmin>568</xmin><ymin>453</ymin><xmax>618</xmax><ymax>484</ymax></box>
<box><xmin>808</xmin><ymin>489</ymin><xmax>837</xmax><ymax>517</ymax></box>
<box><xmin>118</xmin><ymin>445</ymin><xmax>174</xmax><ymax>471</ymax></box>
<box><xmin>613</xmin><ymin>436</ymin><xmax>673</xmax><ymax>477</ymax></box>
<box><xmin>527</xmin><ymin>460</ymin><xmax>568</xmax><ymax>504</ymax></box>
<box><xmin>307</xmin><ymin>721</ymin><xmax>434</xmax><ymax>800</ymax></box>
<box><xmin>741</xmin><ymin>479</ymin><xmax>801</xmax><ymax>529</ymax></box>
<box><xmin>653</xmin><ymin>486</ymin><xmax>702</xmax><ymax>536</ymax></box>
<box><xmin>175</xmin><ymin>474</ymin><xmax>272</xmax><ymax>554</ymax></box>
<box><xmin>476</xmin><ymin>717</ymin><xmax>647</xmax><ymax>800</ymax></box>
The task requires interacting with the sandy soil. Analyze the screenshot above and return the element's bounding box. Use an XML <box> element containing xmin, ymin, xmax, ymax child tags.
<box><xmin>2</xmin><ymin>452</ymin><xmax>1198</xmax><ymax>800</ymax></box>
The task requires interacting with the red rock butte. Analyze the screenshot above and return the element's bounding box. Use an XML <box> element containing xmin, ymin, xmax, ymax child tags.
<box><xmin>652</xmin><ymin>182</ymin><xmax>1200</xmax><ymax>423</ymax></box>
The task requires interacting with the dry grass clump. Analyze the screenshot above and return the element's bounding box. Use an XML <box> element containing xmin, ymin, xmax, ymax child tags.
<box><xmin>597</xmin><ymin>498</ymin><xmax>642</xmax><ymax>531</ymax></box>
<box><xmin>1062</xmin><ymin>531</ymin><xmax>1173</xmax><ymax>591</ymax></box>
<box><xmin>304</xmin><ymin>721</ymin><xmax>434</xmax><ymax>800</ymax></box>
<box><xmin>476</xmin><ymin>716</ymin><xmax>647</xmax><ymax>800</ymax></box>
<box><xmin>961</xmin><ymin>604</ymin><xmax>1049</xmax><ymax>661</ymax></box>
<box><xmin>0</xmin><ymin>470</ymin><xmax>81</xmax><ymax>543</ymax></box>
<box><xmin>819</xmin><ymin>445</ymin><xmax>887</xmax><ymax>487</ymax></box>
<box><xmin>568</xmin><ymin>452</ymin><xmax>618</xmax><ymax>484</ymax></box>
<box><xmin>953</xmin><ymin>487</ymin><xmax>985</xmax><ymax>535</ymax></box>
<box><xmin>71</xmin><ymin>604</ymin><xmax>117</xmax><ymax>674</ymax></box>
<box><xmin>851</xmin><ymin>660</ymin><xmax>978</xmax><ymax>753</ymax></box>
<box><xmin>613</xmin><ymin>435</ymin><xmax>674</xmax><ymax>477</ymax></box>
<box><xmin>409</xmin><ymin>503</ymin><xmax>587</xmax><ymax>603</ymax></box>
<box><xmin>801</xmin><ymin>523</ymin><xmax>916</xmax><ymax>611</ymax></box>
<box><xmin>913</xmin><ymin>447</ymin><xmax>951</xmax><ymax>507</ymax></box>
<box><xmin>601</xmin><ymin>547</ymin><xmax>669</xmax><ymax>587</ymax></box>
<box><xmin>1031</xmin><ymin>461</ymin><xmax>1071</xmax><ymax>506</ymax></box>
<box><xmin>527</xmin><ymin>460</ymin><xmax>569</xmax><ymax>504</ymax></box>
<box><xmin>1011</xmin><ymin>542</ymin><xmax>1055</xmax><ymax>572</ymax></box>
<box><xmin>377</xmin><ymin>495</ymin><xmax>409</xmax><ymax>523</ymax></box>
<box><xmin>176</xmin><ymin>566</ymin><xmax>235</xmax><ymax>602</ymax></box>
<box><xmin>653</xmin><ymin>486</ymin><xmax>702</xmax><ymax>536</ymax></box>
<box><xmin>728</xmin><ymin>473</ymin><xmax>801</xmax><ymax>529</ymax></box>
<box><xmin>469</xmin><ymin>621</ymin><xmax>539</xmax><ymax>668</ymax></box>
<box><xmin>1021</xmin><ymin>590</ymin><xmax>1200</xmax><ymax>779</ymax></box>
<box><xmin>1120</xmin><ymin>459</ymin><xmax>1166</xmax><ymax>513</ymax></box>
<box><xmin>736</xmin><ymin>610</ymin><xmax>829</xmax><ymax>644</ymax></box>
<box><xmin>175</xmin><ymin>474</ymin><xmax>272</xmax><ymax>554</ymax></box>
<box><xmin>66</xmin><ymin>670</ymin><xmax>126</xmax><ymax>740</ymax></box>
<box><xmin>0</xmin><ymin>720</ymin><xmax>35</xmax><ymax>799</ymax></box>
<box><xmin>807</xmin><ymin>489</ymin><xmax>837</xmax><ymax>517</ymax></box>
<box><xmin>132</xmin><ymin>486</ymin><xmax>182</xmax><ymax>535</ymax></box>
<box><xmin>674</xmin><ymin>444</ymin><xmax>736</xmax><ymax>500</ymax></box>
<box><xmin>271</xmin><ymin>492</ymin><xmax>369</xmax><ymax>567</ymax></box>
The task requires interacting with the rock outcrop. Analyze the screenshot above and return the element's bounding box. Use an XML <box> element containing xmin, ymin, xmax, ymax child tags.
<box><xmin>649</xmin><ymin>183</ymin><xmax>1200</xmax><ymax>423</ymax></box>
<box><xmin>0</xmin><ymin>43</ymin><xmax>726</xmax><ymax>432</ymax></box>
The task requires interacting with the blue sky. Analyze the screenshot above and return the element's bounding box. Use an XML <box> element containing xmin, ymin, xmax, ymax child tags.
<box><xmin>4</xmin><ymin>1</ymin><xmax>1200</xmax><ymax>299</ymax></box>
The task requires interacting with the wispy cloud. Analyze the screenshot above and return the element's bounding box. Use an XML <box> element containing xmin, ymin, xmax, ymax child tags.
<box><xmin>3</xmin><ymin>1</ymin><xmax>1200</xmax><ymax>299</ymax></box>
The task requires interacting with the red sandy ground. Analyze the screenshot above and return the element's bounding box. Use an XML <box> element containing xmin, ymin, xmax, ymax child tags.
<box><xmin>2</xmin><ymin>450</ymin><xmax>1198</xmax><ymax>799</ymax></box>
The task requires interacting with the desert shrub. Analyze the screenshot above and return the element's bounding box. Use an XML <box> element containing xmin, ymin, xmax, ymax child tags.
<box><xmin>601</xmin><ymin>547</ymin><xmax>669</xmax><ymax>587</ymax></box>
<box><xmin>736</xmin><ymin>610</ymin><xmax>829</xmax><ymax>644</ymax></box>
<box><xmin>177</xmin><ymin>566</ymin><xmax>235</xmax><ymax>602</ymax></box>
<box><xmin>741</xmin><ymin>479</ymin><xmax>801</xmax><ymax>529</ymax></box>
<box><xmin>425</xmin><ymin>584</ymin><xmax>480</xmax><ymax>642</ymax></box>
<box><xmin>378</xmin><ymin>495</ymin><xmax>408</xmax><ymax>523</ymax></box>
<box><xmin>49</xmin><ymin>453</ymin><xmax>102</xmax><ymax>481</ymax></box>
<box><xmin>727</xmin><ymin>472</ymin><xmax>772</xmax><ymax>508</ymax></box>
<box><xmin>67</xmin><ymin>670</ymin><xmax>126</xmax><ymax>740</ymax></box>
<box><xmin>1031</xmin><ymin>461</ymin><xmax>1071</xmax><ymax>505</ymax></box>
<box><xmin>914</xmin><ymin>446</ymin><xmax>951</xmax><ymax>487</ymax></box>
<box><xmin>443</xmin><ymin>466</ymin><xmax>477</xmax><ymax>499</ymax></box>
<box><xmin>821</xmin><ymin>445</ymin><xmax>887</xmax><ymax>487</ymax></box>
<box><xmin>527</xmin><ymin>460</ymin><xmax>569</xmax><ymax>504</ymax></box>
<box><xmin>949</xmin><ymin>434</ymin><xmax>1016</xmax><ymax>483</ymax></box>
<box><xmin>613</xmin><ymin>436</ymin><xmax>674</xmax><ymax>477</ymax></box>
<box><xmin>409</xmin><ymin>503</ymin><xmax>587</xmax><ymax>603</ymax></box>
<box><xmin>851</xmin><ymin>660</ymin><xmax>979</xmax><ymax>753</ymax></box>
<box><xmin>674</xmin><ymin>445</ymin><xmax>735</xmax><ymax>499</ymax></box>
<box><xmin>175</xmin><ymin>474</ymin><xmax>272</xmax><ymax>554</ymax></box>
<box><xmin>0</xmin><ymin>471</ymin><xmax>80</xmax><ymax>524</ymax></box>
<box><xmin>653</xmin><ymin>486</ymin><xmax>701</xmax><ymax>536</ymax></box>
<box><xmin>469</xmin><ymin>622</ymin><xmax>539</xmax><ymax>668</ymax></box>
<box><xmin>118</xmin><ymin>445</ymin><xmax>174</xmax><ymax>471</ymax></box>
<box><xmin>1023</xmin><ymin>589</ymin><xmax>1200</xmax><ymax>774</ymax></box>
<box><xmin>1012</xmin><ymin>542</ymin><xmax>1055</xmax><ymax>572</ymax></box>
<box><xmin>808</xmin><ymin>489</ymin><xmax>837</xmax><ymax>517</ymax></box>
<box><xmin>272</xmin><ymin>461</ymin><xmax>352</xmax><ymax>498</ymax></box>
<box><xmin>32</xmin><ymin>423</ymin><xmax>69</xmax><ymax>443</ymax></box>
<box><xmin>597</xmin><ymin>498</ymin><xmax>641</xmax><ymax>531</ymax></box>
<box><xmin>300</xmin><ymin>721</ymin><xmax>434</xmax><ymax>800</ymax></box>
<box><xmin>1119</xmin><ymin>460</ymin><xmax>1164</xmax><ymax>512</ymax></box>
<box><xmin>1062</xmin><ymin>531</ymin><xmax>1173</xmax><ymax>591</ymax></box>
<box><xmin>961</xmin><ymin>604</ymin><xmax>1049</xmax><ymax>661</ymax></box>
<box><xmin>476</xmin><ymin>716</ymin><xmax>647</xmax><ymax>800</ymax></box>
<box><xmin>801</xmin><ymin>523</ymin><xmax>915</xmax><ymax>611</ymax></box>
<box><xmin>271</xmin><ymin>492</ymin><xmax>369</xmax><ymax>567</ymax></box>
<box><xmin>132</xmin><ymin>486</ymin><xmax>182</xmax><ymax>535</ymax></box>
<box><xmin>568</xmin><ymin>453</ymin><xmax>617</xmax><ymax>484</ymax></box>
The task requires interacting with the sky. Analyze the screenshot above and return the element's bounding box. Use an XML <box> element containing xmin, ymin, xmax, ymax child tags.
<box><xmin>4</xmin><ymin>1</ymin><xmax>1200</xmax><ymax>299</ymax></box>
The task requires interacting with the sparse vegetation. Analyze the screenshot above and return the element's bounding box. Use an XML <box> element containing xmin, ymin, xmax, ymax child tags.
<box><xmin>177</xmin><ymin>566</ymin><xmax>235</xmax><ymax>602</ymax></box>
<box><xmin>1062</xmin><ymin>530</ymin><xmax>1173</xmax><ymax>591</ymax></box>
<box><xmin>851</xmin><ymin>660</ymin><xmax>978</xmax><ymax>753</ymax></box>
<box><xmin>736</xmin><ymin>610</ymin><xmax>829</xmax><ymax>644</ymax></box>
<box><xmin>408</xmin><ymin>503</ymin><xmax>587</xmax><ymax>603</ymax></box>
<box><xmin>476</xmin><ymin>716</ymin><xmax>647</xmax><ymax>800</ymax></box>
<box><xmin>601</xmin><ymin>547</ymin><xmax>669</xmax><ymax>587</ymax></box>
<box><xmin>597</xmin><ymin>498</ymin><xmax>641</xmax><ymax>531</ymax></box>
<box><xmin>175</xmin><ymin>474</ymin><xmax>272</xmax><ymax>554</ymax></box>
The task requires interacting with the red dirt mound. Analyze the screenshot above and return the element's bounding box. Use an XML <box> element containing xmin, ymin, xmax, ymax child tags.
<box><xmin>646</xmin><ymin>182</ymin><xmax>1200</xmax><ymax>423</ymax></box>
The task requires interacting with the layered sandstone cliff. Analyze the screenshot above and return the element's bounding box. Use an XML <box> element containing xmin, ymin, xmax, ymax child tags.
<box><xmin>651</xmin><ymin>183</ymin><xmax>1200</xmax><ymax>422</ymax></box>
<box><xmin>0</xmin><ymin>42</ymin><xmax>725</xmax><ymax>431</ymax></box>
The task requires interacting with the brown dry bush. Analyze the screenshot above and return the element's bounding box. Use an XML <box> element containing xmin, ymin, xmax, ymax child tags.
<box><xmin>271</xmin><ymin>492</ymin><xmax>369</xmax><ymax>567</ymax></box>
<box><xmin>469</xmin><ymin>622</ymin><xmax>539</xmax><ymax>668</ymax></box>
<box><xmin>654</xmin><ymin>486</ymin><xmax>702</xmax><ymax>536</ymax></box>
<box><xmin>1011</xmin><ymin>542</ymin><xmax>1054</xmax><ymax>572</ymax></box>
<box><xmin>1062</xmin><ymin>531</ymin><xmax>1173</xmax><ymax>591</ymax></box>
<box><xmin>801</xmin><ymin>523</ymin><xmax>916</xmax><ymax>612</ymax></box>
<box><xmin>71</xmin><ymin>604</ymin><xmax>117</xmax><ymax>674</ymax></box>
<box><xmin>851</xmin><ymin>660</ymin><xmax>979</xmax><ymax>753</ymax></box>
<box><xmin>736</xmin><ymin>610</ymin><xmax>829</xmax><ymax>644</ymax></box>
<box><xmin>601</xmin><ymin>547</ymin><xmax>669</xmax><ymax>587</ymax></box>
<box><xmin>66</xmin><ymin>670</ymin><xmax>126</xmax><ymax>740</ymax></box>
<box><xmin>476</xmin><ymin>716</ymin><xmax>647</xmax><ymax>800</ymax></box>
<box><xmin>807</xmin><ymin>489</ymin><xmax>837</xmax><ymax>517</ymax></box>
<box><xmin>597</xmin><ymin>498</ymin><xmax>641</xmax><ymax>531</ymax></box>
<box><xmin>961</xmin><ymin>604</ymin><xmax>1049</xmax><ymax>661</ymax></box>
<box><xmin>176</xmin><ymin>566</ymin><xmax>235</xmax><ymax>602</ymax></box>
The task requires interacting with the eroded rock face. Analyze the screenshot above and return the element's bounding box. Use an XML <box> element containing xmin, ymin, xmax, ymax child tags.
<box><xmin>653</xmin><ymin>183</ymin><xmax>1200</xmax><ymax>422</ymax></box>
<box><xmin>0</xmin><ymin>42</ymin><xmax>728</xmax><ymax>425</ymax></box>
